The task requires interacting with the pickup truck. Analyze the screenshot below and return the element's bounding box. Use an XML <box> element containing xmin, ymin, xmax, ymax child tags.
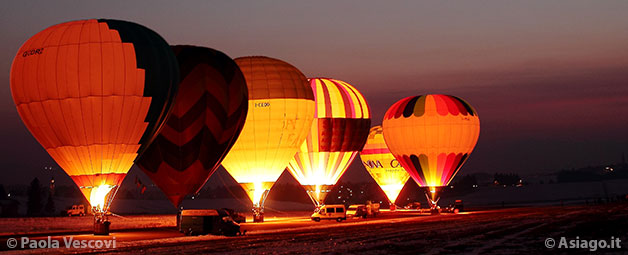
<box><xmin>66</xmin><ymin>204</ymin><xmax>86</xmax><ymax>216</ymax></box>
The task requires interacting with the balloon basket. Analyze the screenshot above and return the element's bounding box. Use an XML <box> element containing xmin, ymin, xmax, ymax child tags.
<box><xmin>423</xmin><ymin>186</ymin><xmax>443</xmax><ymax>214</ymax></box>
<box><xmin>253</xmin><ymin>213</ymin><xmax>264</xmax><ymax>222</ymax></box>
<box><xmin>94</xmin><ymin>220</ymin><xmax>111</xmax><ymax>235</ymax></box>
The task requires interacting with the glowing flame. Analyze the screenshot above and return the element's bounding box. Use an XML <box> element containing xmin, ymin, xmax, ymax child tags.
<box><xmin>89</xmin><ymin>185</ymin><xmax>114</xmax><ymax>212</ymax></box>
<box><xmin>315</xmin><ymin>184</ymin><xmax>321</xmax><ymax>203</ymax></box>
<box><xmin>380</xmin><ymin>184</ymin><xmax>404</xmax><ymax>204</ymax></box>
<box><xmin>253</xmin><ymin>181</ymin><xmax>264</xmax><ymax>207</ymax></box>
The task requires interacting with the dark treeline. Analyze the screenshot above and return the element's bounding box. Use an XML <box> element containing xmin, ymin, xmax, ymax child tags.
<box><xmin>556</xmin><ymin>162</ymin><xmax>628</xmax><ymax>183</ymax></box>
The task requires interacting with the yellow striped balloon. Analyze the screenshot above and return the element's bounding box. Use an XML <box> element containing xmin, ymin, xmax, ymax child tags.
<box><xmin>360</xmin><ymin>126</ymin><xmax>410</xmax><ymax>205</ymax></box>
<box><xmin>287</xmin><ymin>78</ymin><xmax>370</xmax><ymax>206</ymax></box>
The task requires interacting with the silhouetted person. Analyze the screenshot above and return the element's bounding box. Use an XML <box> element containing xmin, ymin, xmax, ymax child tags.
<box><xmin>27</xmin><ymin>178</ymin><xmax>42</xmax><ymax>216</ymax></box>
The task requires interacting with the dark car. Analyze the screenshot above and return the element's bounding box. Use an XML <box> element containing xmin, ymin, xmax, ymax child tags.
<box><xmin>179</xmin><ymin>209</ymin><xmax>241</xmax><ymax>236</ymax></box>
<box><xmin>453</xmin><ymin>200</ymin><xmax>464</xmax><ymax>213</ymax></box>
<box><xmin>405</xmin><ymin>202</ymin><xmax>421</xmax><ymax>209</ymax></box>
<box><xmin>220</xmin><ymin>208</ymin><xmax>246</xmax><ymax>223</ymax></box>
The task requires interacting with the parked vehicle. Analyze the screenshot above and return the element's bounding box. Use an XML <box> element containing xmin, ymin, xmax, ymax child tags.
<box><xmin>220</xmin><ymin>208</ymin><xmax>246</xmax><ymax>223</ymax></box>
<box><xmin>453</xmin><ymin>200</ymin><xmax>464</xmax><ymax>213</ymax></box>
<box><xmin>179</xmin><ymin>209</ymin><xmax>241</xmax><ymax>236</ymax></box>
<box><xmin>66</xmin><ymin>205</ymin><xmax>86</xmax><ymax>217</ymax></box>
<box><xmin>404</xmin><ymin>202</ymin><xmax>422</xmax><ymax>209</ymax></box>
<box><xmin>347</xmin><ymin>204</ymin><xmax>367</xmax><ymax>218</ymax></box>
<box><xmin>311</xmin><ymin>204</ymin><xmax>346</xmax><ymax>222</ymax></box>
<box><xmin>347</xmin><ymin>202</ymin><xmax>380</xmax><ymax>219</ymax></box>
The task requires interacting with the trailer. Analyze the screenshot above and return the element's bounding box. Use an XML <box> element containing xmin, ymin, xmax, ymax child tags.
<box><xmin>179</xmin><ymin>209</ymin><xmax>241</xmax><ymax>236</ymax></box>
<box><xmin>348</xmin><ymin>202</ymin><xmax>380</xmax><ymax>219</ymax></box>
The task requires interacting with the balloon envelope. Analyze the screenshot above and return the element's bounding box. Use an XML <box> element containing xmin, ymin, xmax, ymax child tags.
<box><xmin>382</xmin><ymin>95</ymin><xmax>480</xmax><ymax>189</ymax></box>
<box><xmin>10</xmin><ymin>19</ymin><xmax>179</xmax><ymax>213</ymax></box>
<box><xmin>221</xmin><ymin>56</ymin><xmax>315</xmax><ymax>206</ymax></box>
<box><xmin>287</xmin><ymin>78</ymin><xmax>371</xmax><ymax>205</ymax></box>
<box><xmin>136</xmin><ymin>46</ymin><xmax>248</xmax><ymax>208</ymax></box>
<box><xmin>360</xmin><ymin>125</ymin><xmax>409</xmax><ymax>204</ymax></box>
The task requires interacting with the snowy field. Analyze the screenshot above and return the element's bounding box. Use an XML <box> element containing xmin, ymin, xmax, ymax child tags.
<box><xmin>0</xmin><ymin>214</ymin><xmax>176</xmax><ymax>236</ymax></box>
<box><xmin>102</xmin><ymin>203</ymin><xmax>628</xmax><ymax>255</ymax></box>
<box><xmin>1</xmin><ymin>202</ymin><xmax>627</xmax><ymax>254</ymax></box>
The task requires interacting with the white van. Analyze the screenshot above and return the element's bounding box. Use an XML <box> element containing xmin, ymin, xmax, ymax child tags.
<box><xmin>311</xmin><ymin>204</ymin><xmax>346</xmax><ymax>222</ymax></box>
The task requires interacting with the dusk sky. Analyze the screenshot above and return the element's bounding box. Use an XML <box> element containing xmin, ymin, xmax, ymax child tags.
<box><xmin>1</xmin><ymin>1</ymin><xmax>627</xmax><ymax>186</ymax></box>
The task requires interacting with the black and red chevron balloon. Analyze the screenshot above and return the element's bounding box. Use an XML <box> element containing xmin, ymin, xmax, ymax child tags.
<box><xmin>136</xmin><ymin>45</ymin><xmax>248</xmax><ymax>207</ymax></box>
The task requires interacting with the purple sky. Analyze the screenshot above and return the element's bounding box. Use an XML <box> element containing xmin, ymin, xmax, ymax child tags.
<box><xmin>1</xmin><ymin>1</ymin><xmax>627</xmax><ymax>186</ymax></box>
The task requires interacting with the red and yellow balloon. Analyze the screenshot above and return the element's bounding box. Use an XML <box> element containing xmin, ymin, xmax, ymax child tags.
<box><xmin>287</xmin><ymin>78</ymin><xmax>371</xmax><ymax>206</ymax></box>
<box><xmin>382</xmin><ymin>94</ymin><xmax>479</xmax><ymax>209</ymax></box>
<box><xmin>10</xmin><ymin>19</ymin><xmax>179</xmax><ymax>214</ymax></box>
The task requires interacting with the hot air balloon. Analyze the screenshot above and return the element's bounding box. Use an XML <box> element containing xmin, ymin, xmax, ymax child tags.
<box><xmin>382</xmin><ymin>95</ymin><xmax>479</xmax><ymax>213</ymax></box>
<box><xmin>287</xmin><ymin>78</ymin><xmax>371</xmax><ymax>207</ymax></box>
<box><xmin>360</xmin><ymin>126</ymin><xmax>410</xmax><ymax>210</ymax></box>
<box><xmin>136</xmin><ymin>45</ymin><xmax>248</xmax><ymax>209</ymax></box>
<box><xmin>10</xmin><ymin>19</ymin><xmax>178</xmax><ymax>233</ymax></box>
<box><xmin>221</xmin><ymin>56</ymin><xmax>315</xmax><ymax>222</ymax></box>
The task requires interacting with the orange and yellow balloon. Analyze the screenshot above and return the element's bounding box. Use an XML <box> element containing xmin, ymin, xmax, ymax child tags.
<box><xmin>287</xmin><ymin>78</ymin><xmax>371</xmax><ymax>206</ymax></box>
<box><xmin>9</xmin><ymin>19</ymin><xmax>179</xmax><ymax>214</ymax></box>
<box><xmin>360</xmin><ymin>126</ymin><xmax>409</xmax><ymax>205</ymax></box>
<box><xmin>382</xmin><ymin>94</ymin><xmax>479</xmax><ymax>209</ymax></box>
<box><xmin>221</xmin><ymin>56</ymin><xmax>315</xmax><ymax>207</ymax></box>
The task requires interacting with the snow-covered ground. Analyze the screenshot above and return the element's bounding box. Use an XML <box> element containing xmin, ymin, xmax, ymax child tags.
<box><xmin>0</xmin><ymin>214</ymin><xmax>175</xmax><ymax>236</ymax></box>
<box><xmin>3</xmin><ymin>202</ymin><xmax>627</xmax><ymax>254</ymax></box>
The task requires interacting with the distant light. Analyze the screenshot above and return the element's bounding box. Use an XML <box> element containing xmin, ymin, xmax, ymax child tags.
<box><xmin>450</xmin><ymin>186</ymin><xmax>454</xmax><ymax>189</ymax></box>
<box><xmin>7</xmin><ymin>193</ymin><xmax>10</xmax><ymax>197</ymax></box>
